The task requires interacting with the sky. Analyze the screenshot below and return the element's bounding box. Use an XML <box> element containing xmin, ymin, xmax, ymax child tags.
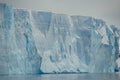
<box><xmin>0</xmin><ymin>0</ymin><xmax>120</xmax><ymax>28</ymax></box>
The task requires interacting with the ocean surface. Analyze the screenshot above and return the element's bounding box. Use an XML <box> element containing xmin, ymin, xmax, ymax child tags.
<box><xmin>0</xmin><ymin>73</ymin><xmax>120</xmax><ymax>80</ymax></box>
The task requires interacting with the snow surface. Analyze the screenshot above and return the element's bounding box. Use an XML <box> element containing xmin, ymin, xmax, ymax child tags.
<box><xmin>0</xmin><ymin>3</ymin><xmax>120</xmax><ymax>74</ymax></box>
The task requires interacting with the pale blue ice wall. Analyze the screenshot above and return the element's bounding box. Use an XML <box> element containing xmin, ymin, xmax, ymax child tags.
<box><xmin>0</xmin><ymin>3</ymin><xmax>119</xmax><ymax>74</ymax></box>
<box><xmin>71</xmin><ymin>16</ymin><xmax>119</xmax><ymax>72</ymax></box>
<box><xmin>14</xmin><ymin>9</ymin><xmax>42</xmax><ymax>74</ymax></box>
<box><xmin>0</xmin><ymin>4</ymin><xmax>42</xmax><ymax>74</ymax></box>
<box><xmin>0</xmin><ymin>3</ymin><xmax>17</xmax><ymax>74</ymax></box>
<box><xmin>0</xmin><ymin>3</ymin><xmax>25</xmax><ymax>74</ymax></box>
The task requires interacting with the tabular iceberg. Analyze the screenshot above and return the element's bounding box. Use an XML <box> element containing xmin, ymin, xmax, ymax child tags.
<box><xmin>0</xmin><ymin>3</ymin><xmax>119</xmax><ymax>74</ymax></box>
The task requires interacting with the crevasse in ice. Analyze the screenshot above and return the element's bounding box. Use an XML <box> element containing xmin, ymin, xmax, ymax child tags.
<box><xmin>0</xmin><ymin>3</ymin><xmax>119</xmax><ymax>74</ymax></box>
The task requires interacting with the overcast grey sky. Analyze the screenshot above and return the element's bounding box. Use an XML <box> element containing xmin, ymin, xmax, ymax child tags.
<box><xmin>0</xmin><ymin>0</ymin><xmax>120</xmax><ymax>27</ymax></box>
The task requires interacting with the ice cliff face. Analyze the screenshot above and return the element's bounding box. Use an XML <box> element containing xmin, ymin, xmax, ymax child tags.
<box><xmin>0</xmin><ymin>3</ymin><xmax>119</xmax><ymax>74</ymax></box>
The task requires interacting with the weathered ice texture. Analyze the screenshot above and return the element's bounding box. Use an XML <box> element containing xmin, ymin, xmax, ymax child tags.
<box><xmin>14</xmin><ymin>9</ymin><xmax>42</xmax><ymax>74</ymax></box>
<box><xmin>0</xmin><ymin>3</ymin><xmax>119</xmax><ymax>74</ymax></box>
<box><xmin>0</xmin><ymin>3</ymin><xmax>22</xmax><ymax>74</ymax></box>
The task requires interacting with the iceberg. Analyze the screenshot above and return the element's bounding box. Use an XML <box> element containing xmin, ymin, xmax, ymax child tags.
<box><xmin>0</xmin><ymin>3</ymin><xmax>119</xmax><ymax>74</ymax></box>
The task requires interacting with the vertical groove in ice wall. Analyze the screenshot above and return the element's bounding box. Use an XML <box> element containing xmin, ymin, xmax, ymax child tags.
<box><xmin>14</xmin><ymin>9</ymin><xmax>42</xmax><ymax>74</ymax></box>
